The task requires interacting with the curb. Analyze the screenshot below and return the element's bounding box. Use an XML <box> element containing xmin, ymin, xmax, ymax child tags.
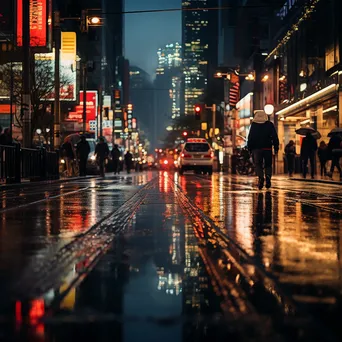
<box><xmin>0</xmin><ymin>175</ymin><xmax>98</xmax><ymax>191</ymax></box>
<box><xmin>290</xmin><ymin>177</ymin><xmax>342</xmax><ymax>185</ymax></box>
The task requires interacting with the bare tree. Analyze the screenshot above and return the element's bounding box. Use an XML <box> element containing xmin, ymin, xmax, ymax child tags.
<box><xmin>0</xmin><ymin>54</ymin><xmax>71</xmax><ymax>143</ymax></box>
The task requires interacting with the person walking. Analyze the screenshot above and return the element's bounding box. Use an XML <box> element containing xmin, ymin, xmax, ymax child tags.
<box><xmin>124</xmin><ymin>150</ymin><xmax>133</xmax><ymax>174</ymax></box>
<box><xmin>300</xmin><ymin>132</ymin><xmax>318</xmax><ymax>179</ymax></box>
<box><xmin>111</xmin><ymin>144</ymin><xmax>121</xmax><ymax>175</ymax></box>
<box><xmin>327</xmin><ymin>134</ymin><xmax>342</xmax><ymax>180</ymax></box>
<box><xmin>285</xmin><ymin>140</ymin><xmax>296</xmax><ymax>177</ymax></box>
<box><xmin>317</xmin><ymin>141</ymin><xmax>329</xmax><ymax>177</ymax></box>
<box><xmin>95</xmin><ymin>137</ymin><xmax>109</xmax><ymax>177</ymax></box>
<box><xmin>247</xmin><ymin>110</ymin><xmax>279</xmax><ymax>190</ymax></box>
<box><xmin>61</xmin><ymin>139</ymin><xmax>75</xmax><ymax>177</ymax></box>
<box><xmin>76</xmin><ymin>136</ymin><xmax>91</xmax><ymax>177</ymax></box>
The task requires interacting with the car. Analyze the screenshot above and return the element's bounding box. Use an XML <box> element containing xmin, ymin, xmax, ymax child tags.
<box><xmin>177</xmin><ymin>138</ymin><xmax>213</xmax><ymax>175</ymax></box>
<box><xmin>159</xmin><ymin>157</ymin><xmax>176</xmax><ymax>171</ymax></box>
<box><xmin>86</xmin><ymin>138</ymin><xmax>99</xmax><ymax>174</ymax></box>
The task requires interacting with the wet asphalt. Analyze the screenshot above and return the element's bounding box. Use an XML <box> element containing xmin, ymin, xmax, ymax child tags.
<box><xmin>0</xmin><ymin>171</ymin><xmax>342</xmax><ymax>341</ymax></box>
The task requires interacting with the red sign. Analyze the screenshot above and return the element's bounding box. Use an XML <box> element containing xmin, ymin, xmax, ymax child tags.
<box><xmin>72</xmin><ymin>91</ymin><xmax>98</xmax><ymax>123</ymax></box>
<box><xmin>17</xmin><ymin>0</ymin><xmax>47</xmax><ymax>47</ymax></box>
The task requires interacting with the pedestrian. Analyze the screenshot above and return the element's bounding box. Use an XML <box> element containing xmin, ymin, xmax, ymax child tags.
<box><xmin>300</xmin><ymin>132</ymin><xmax>318</xmax><ymax>179</ymax></box>
<box><xmin>0</xmin><ymin>126</ymin><xmax>5</xmax><ymax>145</ymax></box>
<box><xmin>285</xmin><ymin>140</ymin><xmax>296</xmax><ymax>177</ymax></box>
<box><xmin>124</xmin><ymin>150</ymin><xmax>133</xmax><ymax>174</ymax></box>
<box><xmin>61</xmin><ymin>139</ymin><xmax>75</xmax><ymax>177</ymax></box>
<box><xmin>111</xmin><ymin>144</ymin><xmax>121</xmax><ymax>175</ymax></box>
<box><xmin>95</xmin><ymin>137</ymin><xmax>109</xmax><ymax>177</ymax></box>
<box><xmin>3</xmin><ymin>129</ymin><xmax>12</xmax><ymax>145</ymax></box>
<box><xmin>327</xmin><ymin>134</ymin><xmax>342</xmax><ymax>180</ymax></box>
<box><xmin>76</xmin><ymin>136</ymin><xmax>90</xmax><ymax>177</ymax></box>
<box><xmin>247</xmin><ymin>110</ymin><xmax>279</xmax><ymax>190</ymax></box>
<box><xmin>317</xmin><ymin>141</ymin><xmax>329</xmax><ymax>177</ymax></box>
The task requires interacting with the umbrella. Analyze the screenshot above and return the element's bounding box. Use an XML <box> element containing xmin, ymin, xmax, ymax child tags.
<box><xmin>295</xmin><ymin>127</ymin><xmax>321</xmax><ymax>139</ymax></box>
<box><xmin>328</xmin><ymin>128</ymin><xmax>342</xmax><ymax>137</ymax></box>
<box><xmin>64</xmin><ymin>133</ymin><xmax>81</xmax><ymax>146</ymax></box>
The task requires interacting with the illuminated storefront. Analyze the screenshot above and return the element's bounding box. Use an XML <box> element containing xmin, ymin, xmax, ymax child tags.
<box><xmin>236</xmin><ymin>92</ymin><xmax>253</xmax><ymax>142</ymax></box>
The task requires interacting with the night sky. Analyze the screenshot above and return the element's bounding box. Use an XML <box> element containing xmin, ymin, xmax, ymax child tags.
<box><xmin>125</xmin><ymin>0</ymin><xmax>181</xmax><ymax>78</ymax></box>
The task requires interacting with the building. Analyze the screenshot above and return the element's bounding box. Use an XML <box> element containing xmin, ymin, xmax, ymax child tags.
<box><xmin>154</xmin><ymin>42</ymin><xmax>182</xmax><ymax>144</ymax></box>
<box><xmin>182</xmin><ymin>0</ymin><xmax>218</xmax><ymax>115</ymax></box>
<box><xmin>129</xmin><ymin>66</ymin><xmax>155</xmax><ymax>145</ymax></box>
<box><xmin>261</xmin><ymin>0</ymin><xmax>342</xmax><ymax>172</ymax></box>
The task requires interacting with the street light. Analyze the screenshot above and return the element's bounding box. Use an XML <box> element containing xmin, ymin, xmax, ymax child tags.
<box><xmin>264</xmin><ymin>104</ymin><xmax>275</xmax><ymax>115</ymax></box>
<box><xmin>90</xmin><ymin>16</ymin><xmax>100</xmax><ymax>24</ymax></box>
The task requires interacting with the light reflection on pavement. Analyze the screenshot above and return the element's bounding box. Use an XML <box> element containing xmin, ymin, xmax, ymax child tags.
<box><xmin>0</xmin><ymin>171</ymin><xmax>342</xmax><ymax>341</ymax></box>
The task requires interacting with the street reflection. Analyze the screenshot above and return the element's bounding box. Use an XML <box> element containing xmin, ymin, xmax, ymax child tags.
<box><xmin>37</xmin><ymin>172</ymin><xmax>223</xmax><ymax>342</ymax></box>
<box><xmin>179</xmin><ymin>174</ymin><xmax>342</xmax><ymax>317</ymax></box>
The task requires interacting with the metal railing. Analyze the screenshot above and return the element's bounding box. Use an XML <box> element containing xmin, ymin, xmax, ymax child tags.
<box><xmin>0</xmin><ymin>145</ymin><xmax>18</xmax><ymax>182</ymax></box>
<box><xmin>0</xmin><ymin>144</ymin><xmax>59</xmax><ymax>184</ymax></box>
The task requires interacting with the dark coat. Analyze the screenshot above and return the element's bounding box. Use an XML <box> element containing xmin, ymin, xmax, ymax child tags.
<box><xmin>61</xmin><ymin>141</ymin><xmax>74</xmax><ymax>159</ymax></box>
<box><xmin>285</xmin><ymin>143</ymin><xmax>296</xmax><ymax>156</ymax></box>
<box><xmin>111</xmin><ymin>147</ymin><xmax>121</xmax><ymax>160</ymax></box>
<box><xmin>95</xmin><ymin>142</ymin><xmax>109</xmax><ymax>160</ymax></box>
<box><xmin>77</xmin><ymin>140</ymin><xmax>91</xmax><ymax>159</ymax></box>
<box><xmin>247</xmin><ymin>121</ymin><xmax>279</xmax><ymax>152</ymax></box>
<box><xmin>300</xmin><ymin>135</ymin><xmax>317</xmax><ymax>157</ymax></box>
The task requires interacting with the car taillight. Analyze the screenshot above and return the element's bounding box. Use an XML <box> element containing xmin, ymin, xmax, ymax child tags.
<box><xmin>204</xmin><ymin>152</ymin><xmax>214</xmax><ymax>158</ymax></box>
<box><xmin>181</xmin><ymin>153</ymin><xmax>191</xmax><ymax>158</ymax></box>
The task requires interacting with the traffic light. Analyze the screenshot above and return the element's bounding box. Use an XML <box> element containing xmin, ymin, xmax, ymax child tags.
<box><xmin>183</xmin><ymin>131</ymin><xmax>188</xmax><ymax>137</ymax></box>
<box><xmin>194</xmin><ymin>104</ymin><xmax>201</xmax><ymax>120</ymax></box>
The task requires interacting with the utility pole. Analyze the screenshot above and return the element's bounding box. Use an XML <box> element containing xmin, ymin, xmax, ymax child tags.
<box><xmin>212</xmin><ymin>104</ymin><xmax>216</xmax><ymax>143</ymax></box>
<box><xmin>82</xmin><ymin>64</ymin><xmax>87</xmax><ymax>132</ymax></box>
<box><xmin>99</xmin><ymin>86</ymin><xmax>103</xmax><ymax>137</ymax></box>
<box><xmin>54</xmin><ymin>11</ymin><xmax>61</xmax><ymax>149</ymax></box>
<box><xmin>22</xmin><ymin>0</ymin><xmax>31</xmax><ymax>147</ymax></box>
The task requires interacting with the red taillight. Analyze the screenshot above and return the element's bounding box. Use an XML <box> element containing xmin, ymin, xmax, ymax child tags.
<box><xmin>181</xmin><ymin>153</ymin><xmax>191</xmax><ymax>159</ymax></box>
<box><xmin>163</xmin><ymin>160</ymin><xmax>168</xmax><ymax>165</ymax></box>
<box><xmin>204</xmin><ymin>152</ymin><xmax>214</xmax><ymax>158</ymax></box>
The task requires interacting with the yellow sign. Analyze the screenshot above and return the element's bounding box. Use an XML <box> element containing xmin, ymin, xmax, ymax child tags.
<box><xmin>61</xmin><ymin>32</ymin><xmax>76</xmax><ymax>59</ymax></box>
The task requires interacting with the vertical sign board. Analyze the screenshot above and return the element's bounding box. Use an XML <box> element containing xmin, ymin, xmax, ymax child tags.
<box><xmin>127</xmin><ymin>104</ymin><xmax>133</xmax><ymax>132</ymax></box>
<box><xmin>17</xmin><ymin>0</ymin><xmax>48</xmax><ymax>47</ymax></box>
<box><xmin>73</xmin><ymin>91</ymin><xmax>98</xmax><ymax>125</ymax></box>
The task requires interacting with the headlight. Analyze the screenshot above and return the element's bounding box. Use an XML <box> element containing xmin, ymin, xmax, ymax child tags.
<box><xmin>60</xmin><ymin>159</ymin><xmax>65</xmax><ymax>164</ymax></box>
<box><xmin>90</xmin><ymin>155</ymin><xmax>96</xmax><ymax>161</ymax></box>
<box><xmin>119</xmin><ymin>156</ymin><xmax>123</xmax><ymax>161</ymax></box>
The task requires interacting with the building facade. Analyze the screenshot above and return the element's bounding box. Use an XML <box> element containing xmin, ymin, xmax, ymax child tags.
<box><xmin>129</xmin><ymin>66</ymin><xmax>155</xmax><ymax>145</ymax></box>
<box><xmin>262</xmin><ymin>0</ymin><xmax>342</xmax><ymax>171</ymax></box>
<box><xmin>182</xmin><ymin>0</ymin><xmax>218</xmax><ymax>115</ymax></box>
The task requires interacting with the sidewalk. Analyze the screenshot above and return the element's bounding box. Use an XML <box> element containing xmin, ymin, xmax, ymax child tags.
<box><xmin>0</xmin><ymin>175</ymin><xmax>98</xmax><ymax>190</ymax></box>
<box><xmin>275</xmin><ymin>173</ymin><xmax>342</xmax><ymax>185</ymax></box>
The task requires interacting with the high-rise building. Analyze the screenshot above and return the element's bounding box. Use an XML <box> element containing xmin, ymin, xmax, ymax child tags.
<box><xmin>154</xmin><ymin>43</ymin><xmax>182</xmax><ymax>145</ymax></box>
<box><xmin>156</xmin><ymin>43</ymin><xmax>182</xmax><ymax>120</ymax></box>
<box><xmin>129</xmin><ymin>66</ymin><xmax>155</xmax><ymax>144</ymax></box>
<box><xmin>182</xmin><ymin>0</ymin><xmax>218</xmax><ymax>115</ymax></box>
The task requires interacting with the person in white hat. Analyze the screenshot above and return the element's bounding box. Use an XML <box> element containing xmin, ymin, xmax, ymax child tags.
<box><xmin>247</xmin><ymin>110</ymin><xmax>279</xmax><ymax>190</ymax></box>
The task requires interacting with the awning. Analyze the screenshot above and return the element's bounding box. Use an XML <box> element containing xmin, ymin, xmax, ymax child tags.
<box><xmin>276</xmin><ymin>83</ymin><xmax>338</xmax><ymax>117</ymax></box>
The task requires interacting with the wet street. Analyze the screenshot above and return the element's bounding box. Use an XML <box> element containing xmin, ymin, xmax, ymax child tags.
<box><xmin>0</xmin><ymin>172</ymin><xmax>342</xmax><ymax>341</ymax></box>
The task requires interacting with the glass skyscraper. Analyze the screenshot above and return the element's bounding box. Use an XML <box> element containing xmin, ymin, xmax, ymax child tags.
<box><xmin>182</xmin><ymin>0</ymin><xmax>213</xmax><ymax>115</ymax></box>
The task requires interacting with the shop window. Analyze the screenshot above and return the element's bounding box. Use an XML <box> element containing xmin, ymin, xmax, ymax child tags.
<box><xmin>325</xmin><ymin>45</ymin><xmax>340</xmax><ymax>71</ymax></box>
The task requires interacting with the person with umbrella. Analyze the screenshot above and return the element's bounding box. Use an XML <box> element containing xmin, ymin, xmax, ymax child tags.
<box><xmin>300</xmin><ymin>132</ymin><xmax>317</xmax><ymax>179</ymax></box>
<box><xmin>247</xmin><ymin>110</ymin><xmax>279</xmax><ymax>190</ymax></box>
